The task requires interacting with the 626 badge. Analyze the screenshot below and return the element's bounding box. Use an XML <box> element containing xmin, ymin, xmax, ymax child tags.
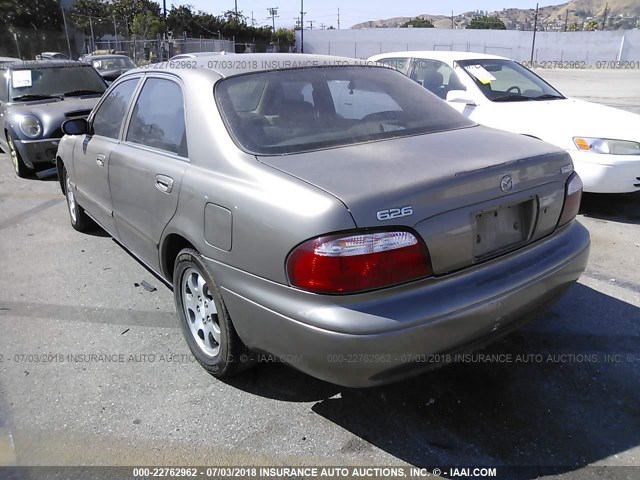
<box><xmin>377</xmin><ymin>206</ymin><xmax>413</xmax><ymax>221</ymax></box>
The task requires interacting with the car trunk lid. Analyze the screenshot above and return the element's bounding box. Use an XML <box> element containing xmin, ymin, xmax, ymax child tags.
<box><xmin>257</xmin><ymin>126</ymin><xmax>573</xmax><ymax>274</ymax></box>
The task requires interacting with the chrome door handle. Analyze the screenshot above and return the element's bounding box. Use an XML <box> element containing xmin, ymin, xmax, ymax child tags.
<box><xmin>155</xmin><ymin>174</ymin><xmax>174</xmax><ymax>193</ymax></box>
<box><xmin>96</xmin><ymin>154</ymin><xmax>105</xmax><ymax>167</ymax></box>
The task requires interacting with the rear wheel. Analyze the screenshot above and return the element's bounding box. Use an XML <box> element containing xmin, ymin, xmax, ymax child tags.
<box><xmin>63</xmin><ymin>166</ymin><xmax>92</xmax><ymax>232</ymax></box>
<box><xmin>173</xmin><ymin>248</ymin><xmax>255</xmax><ymax>378</ymax></box>
<box><xmin>7</xmin><ymin>133</ymin><xmax>31</xmax><ymax>178</ymax></box>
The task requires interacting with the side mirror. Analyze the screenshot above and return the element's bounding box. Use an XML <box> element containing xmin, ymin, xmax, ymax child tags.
<box><xmin>446</xmin><ymin>90</ymin><xmax>476</xmax><ymax>105</ymax></box>
<box><xmin>61</xmin><ymin>118</ymin><xmax>89</xmax><ymax>136</ymax></box>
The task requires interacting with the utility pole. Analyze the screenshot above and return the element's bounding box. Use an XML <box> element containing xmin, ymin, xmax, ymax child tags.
<box><xmin>163</xmin><ymin>0</ymin><xmax>167</xmax><ymax>18</ymax></box>
<box><xmin>267</xmin><ymin>7</ymin><xmax>279</xmax><ymax>33</ymax></box>
<box><xmin>307</xmin><ymin>20</ymin><xmax>314</xmax><ymax>30</ymax></box>
<box><xmin>235</xmin><ymin>1</ymin><xmax>238</xmax><ymax>16</ymax></box>
<box><xmin>251</xmin><ymin>11</ymin><xmax>256</xmax><ymax>27</ymax></box>
<box><xmin>530</xmin><ymin>3</ymin><xmax>538</xmax><ymax>63</ymax></box>
<box><xmin>451</xmin><ymin>11</ymin><xmax>454</xmax><ymax>29</ymax></box>
<box><xmin>601</xmin><ymin>3</ymin><xmax>608</xmax><ymax>31</ymax></box>
<box><xmin>61</xmin><ymin>3</ymin><xmax>73</xmax><ymax>59</ymax></box>
<box><xmin>564</xmin><ymin>9</ymin><xmax>569</xmax><ymax>31</ymax></box>
<box><xmin>320</xmin><ymin>23</ymin><xmax>326</xmax><ymax>30</ymax></box>
<box><xmin>113</xmin><ymin>16</ymin><xmax>119</xmax><ymax>51</ymax></box>
<box><xmin>300</xmin><ymin>0</ymin><xmax>305</xmax><ymax>53</ymax></box>
<box><xmin>89</xmin><ymin>16</ymin><xmax>95</xmax><ymax>53</ymax></box>
<box><xmin>337</xmin><ymin>8</ymin><xmax>340</xmax><ymax>29</ymax></box>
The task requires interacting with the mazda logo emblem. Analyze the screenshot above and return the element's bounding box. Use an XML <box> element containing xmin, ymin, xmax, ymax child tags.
<box><xmin>500</xmin><ymin>175</ymin><xmax>513</xmax><ymax>192</ymax></box>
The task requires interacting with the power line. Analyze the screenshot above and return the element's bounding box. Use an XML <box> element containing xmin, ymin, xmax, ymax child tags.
<box><xmin>307</xmin><ymin>20</ymin><xmax>314</xmax><ymax>29</ymax></box>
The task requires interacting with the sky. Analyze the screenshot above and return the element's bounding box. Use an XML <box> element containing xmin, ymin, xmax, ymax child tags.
<box><xmin>180</xmin><ymin>1</ymin><xmax>564</xmax><ymax>29</ymax></box>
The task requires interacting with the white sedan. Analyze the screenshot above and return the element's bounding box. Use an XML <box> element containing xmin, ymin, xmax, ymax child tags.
<box><xmin>369</xmin><ymin>51</ymin><xmax>640</xmax><ymax>193</ymax></box>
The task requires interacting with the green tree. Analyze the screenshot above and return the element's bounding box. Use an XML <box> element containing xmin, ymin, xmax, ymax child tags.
<box><xmin>568</xmin><ymin>22</ymin><xmax>579</xmax><ymax>31</ymax></box>
<box><xmin>467</xmin><ymin>16</ymin><xmax>507</xmax><ymax>30</ymax></box>
<box><xmin>193</xmin><ymin>12</ymin><xmax>225</xmax><ymax>38</ymax></box>
<box><xmin>71</xmin><ymin>0</ymin><xmax>111</xmax><ymax>30</ymax></box>
<box><xmin>166</xmin><ymin>5</ymin><xmax>194</xmax><ymax>36</ymax></box>
<box><xmin>70</xmin><ymin>0</ymin><xmax>114</xmax><ymax>40</ymax></box>
<box><xmin>401</xmin><ymin>18</ymin><xmax>434</xmax><ymax>28</ymax></box>
<box><xmin>585</xmin><ymin>20</ymin><xmax>599</xmax><ymax>31</ymax></box>
<box><xmin>110</xmin><ymin>0</ymin><xmax>161</xmax><ymax>22</ymax></box>
<box><xmin>1</xmin><ymin>0</ymin><xmax>63</xmax><ymax>31</ymax></box>
<box><xmin>131</xmin><ymin>11</ymin><xmax>164</xmax><ymax>38</ymax></box>
<box><xmin>273</xmin><ymin>28</ymin><xmax>295</xmax><ymax>49</ymax></box>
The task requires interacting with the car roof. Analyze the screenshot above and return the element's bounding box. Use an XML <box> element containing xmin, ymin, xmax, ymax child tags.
<box><xmin>1</xmin><ymin>60</ymin><xmax>86</xmax><ymax>70</ymax></box>
<box><xmin>370</xmin><ymin>51</ymin><xmax>509</xmax><ymax>63</ymax></box>
<box><xmin>170</xmin><ymin>52</ymin><xmax>232</xmax><ymax>59</ymax></box>
<box><xmin>126</xmin><ymin>53</ymin><xmax>371</xmax><ymax>79</ymax></box>
<box><xmin>86</xmin><ymin>54</ymin><xmax>131</xmax><ymax>59</ymax></box>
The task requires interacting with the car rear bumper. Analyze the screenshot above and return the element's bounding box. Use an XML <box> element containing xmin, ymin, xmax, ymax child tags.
<box><xmin>207</xmin><ymin>221</ymin><xmax>590</xmax><ymax>387</ymax></box>
<box><xmin>568</xmin><ymin>150</ymin><xmax>640</xmax><ymax>193</ymax></box>
<box><xmin>14</xmin><ymin>138</ymin><xmax>60</xmax><ymax>168</ymax></box>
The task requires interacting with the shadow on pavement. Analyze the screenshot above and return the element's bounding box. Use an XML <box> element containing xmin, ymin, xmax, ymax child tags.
<box><xmin>580</xmin><ymin>192</ymin><xmax>640</xmax><ymax>225</ymax></box>
<box><xmin>230</xmin><ymin>283</ymin><xmax>640</xmax><ymax>478</ymax></box>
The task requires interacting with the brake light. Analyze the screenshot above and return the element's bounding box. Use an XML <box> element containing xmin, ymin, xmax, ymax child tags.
<box><xmin>286</xmin><ymin>231</ymin><xmax>433</xmax><ymax>294</ymax></box>
<box><xmin>557</xmin><ymin>172</ymin><xmax>583</xmax><ymax>228</ymax></box>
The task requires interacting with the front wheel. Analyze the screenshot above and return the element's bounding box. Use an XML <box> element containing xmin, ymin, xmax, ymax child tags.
<box><xmin>7</xmin><ymin>133</ymin><xmax>31</xmax><ymax>178</ymax></box>
<box><xmin>173</xmin><ymin>248</ymin><xmax>255</xmax><ymax>378</ymax></box>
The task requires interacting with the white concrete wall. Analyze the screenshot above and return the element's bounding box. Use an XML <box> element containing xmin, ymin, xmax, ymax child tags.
<box><xmin>296</xmin><ymin>29</ymin><xmax>640</xmax><ymax>63</ymax></box>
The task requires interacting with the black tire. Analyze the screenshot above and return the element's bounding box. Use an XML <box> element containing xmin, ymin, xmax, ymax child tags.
<box><xmin>7</xmin><ymin>133</ymin><xmax>32</xmax><ymax>178</ymax></box>
<box><xmin>63</xmin><ymin>165</ymin><xmax>92</xmax><ymax>232</ymax></box>
<box><xmin>173</xmin><ymin>248</ymin><xmax>255</xmax><ymax>378</ymax></box>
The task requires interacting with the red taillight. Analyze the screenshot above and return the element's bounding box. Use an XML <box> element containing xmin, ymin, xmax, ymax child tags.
<box><xmin>557</xmin><ymin>172</ymin><xmax>583</xmax><ymax>228</ymax></box>
<box><xmin>286</xmin><ymin>231</ymin><xmax>433</xmax><ymax>294</ymax></box>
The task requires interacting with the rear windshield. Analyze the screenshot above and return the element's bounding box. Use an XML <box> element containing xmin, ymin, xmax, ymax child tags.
<box><xmin>215</xmin><ymin>66</ymin><xmax>474</xmax><ymax>155</ymax></box>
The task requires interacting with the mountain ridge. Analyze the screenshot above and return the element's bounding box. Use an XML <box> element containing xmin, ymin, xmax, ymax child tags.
<box><xmin>351</xmin><ymin>1</ymin><xmax>640</xmax><ymax>30</ymax></box>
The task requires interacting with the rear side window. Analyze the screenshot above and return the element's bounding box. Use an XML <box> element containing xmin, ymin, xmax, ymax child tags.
<box><xmin>126</xmin><ymin>78</ymin><xmax>187</xmax><ymax>157</ymax></box>
<box><xmin>92</xmin><ymin>79</ymin><xmax>138</xmax><ymax>139</ymax></box>
<box><xmin>216</xmin><ymin>66</ymin><xmax>474</xmax><ymax>155</ymax></box>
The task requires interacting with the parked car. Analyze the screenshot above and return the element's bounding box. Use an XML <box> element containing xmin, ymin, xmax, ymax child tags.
<box><xmin>369</xmin><ymin>51</ymin><xmax>640</xmax><ymax>194</ymax></box>
<box><xmin>82</xmin><ymin>54</ymin><xmax>136</xmax><ymax>82</ymax></box>
<box><xmin>57</xmin><ymin>54</ymin><xmax>590</xmax><ymax>387</ymax></box>
<box><xmin>0</xmin><ymin>60</ymin><xmax>107</xmax><ymax>177</ymax></box>
<box><xmin>38</xmin><ymin>52</ymin><xmax>70</xmax><ymax>60</ymax></box>
<box><xmin>169</xmin><ymin>51</ymin><xmax>231</xmax><ymax>60</ymax></box>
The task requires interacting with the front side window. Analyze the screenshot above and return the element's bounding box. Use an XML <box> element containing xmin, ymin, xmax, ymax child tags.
<box><xmin>9</xmin><ymin>65</ymin><xmax>107</xmax><ymax>101</ymax></box>
<box><xmin>456</xmin><ymin>59</ymin><xmax>564</xmax><ymax>102</ymax></box>
<box><xmin>92</xmin><ymin>79</ymin><xmax>138</xmax><ymax>139</ymax></box>
<box><xmin>127</xmin><ymin>78</ymin><xmax>187</xmax><ymax>156</ymax></box>
<box><xmin>216</xmin><ymin>66</ymin><xmax>474</xmax><ymax>155</ymax></box>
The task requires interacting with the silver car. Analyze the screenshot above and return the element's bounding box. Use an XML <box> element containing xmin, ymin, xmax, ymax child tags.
<box><xmin>56</xmin><ymin>54</ymin><xmax>590</xmax><ymax>387</ymax></box>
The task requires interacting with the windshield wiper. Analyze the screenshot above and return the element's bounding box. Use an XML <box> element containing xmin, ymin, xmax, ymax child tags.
<box><xmin>11</xmin><ymin>94</ymin><xmax>63</xmax><ymax>101</ymax></box>
<box><xmin>533</xmin><ymin>93</ymin><xmax>564</xmax><ymax>100</ymax></box>
<box><xmin>492</xmin><ymin>94</ymin><xmax>535</xmax><ymax>102</ymax></box>
<box><xmin>63</xmin><ymin>89</ymin><xmax>104</xmax><ymax>97</ymax></box>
